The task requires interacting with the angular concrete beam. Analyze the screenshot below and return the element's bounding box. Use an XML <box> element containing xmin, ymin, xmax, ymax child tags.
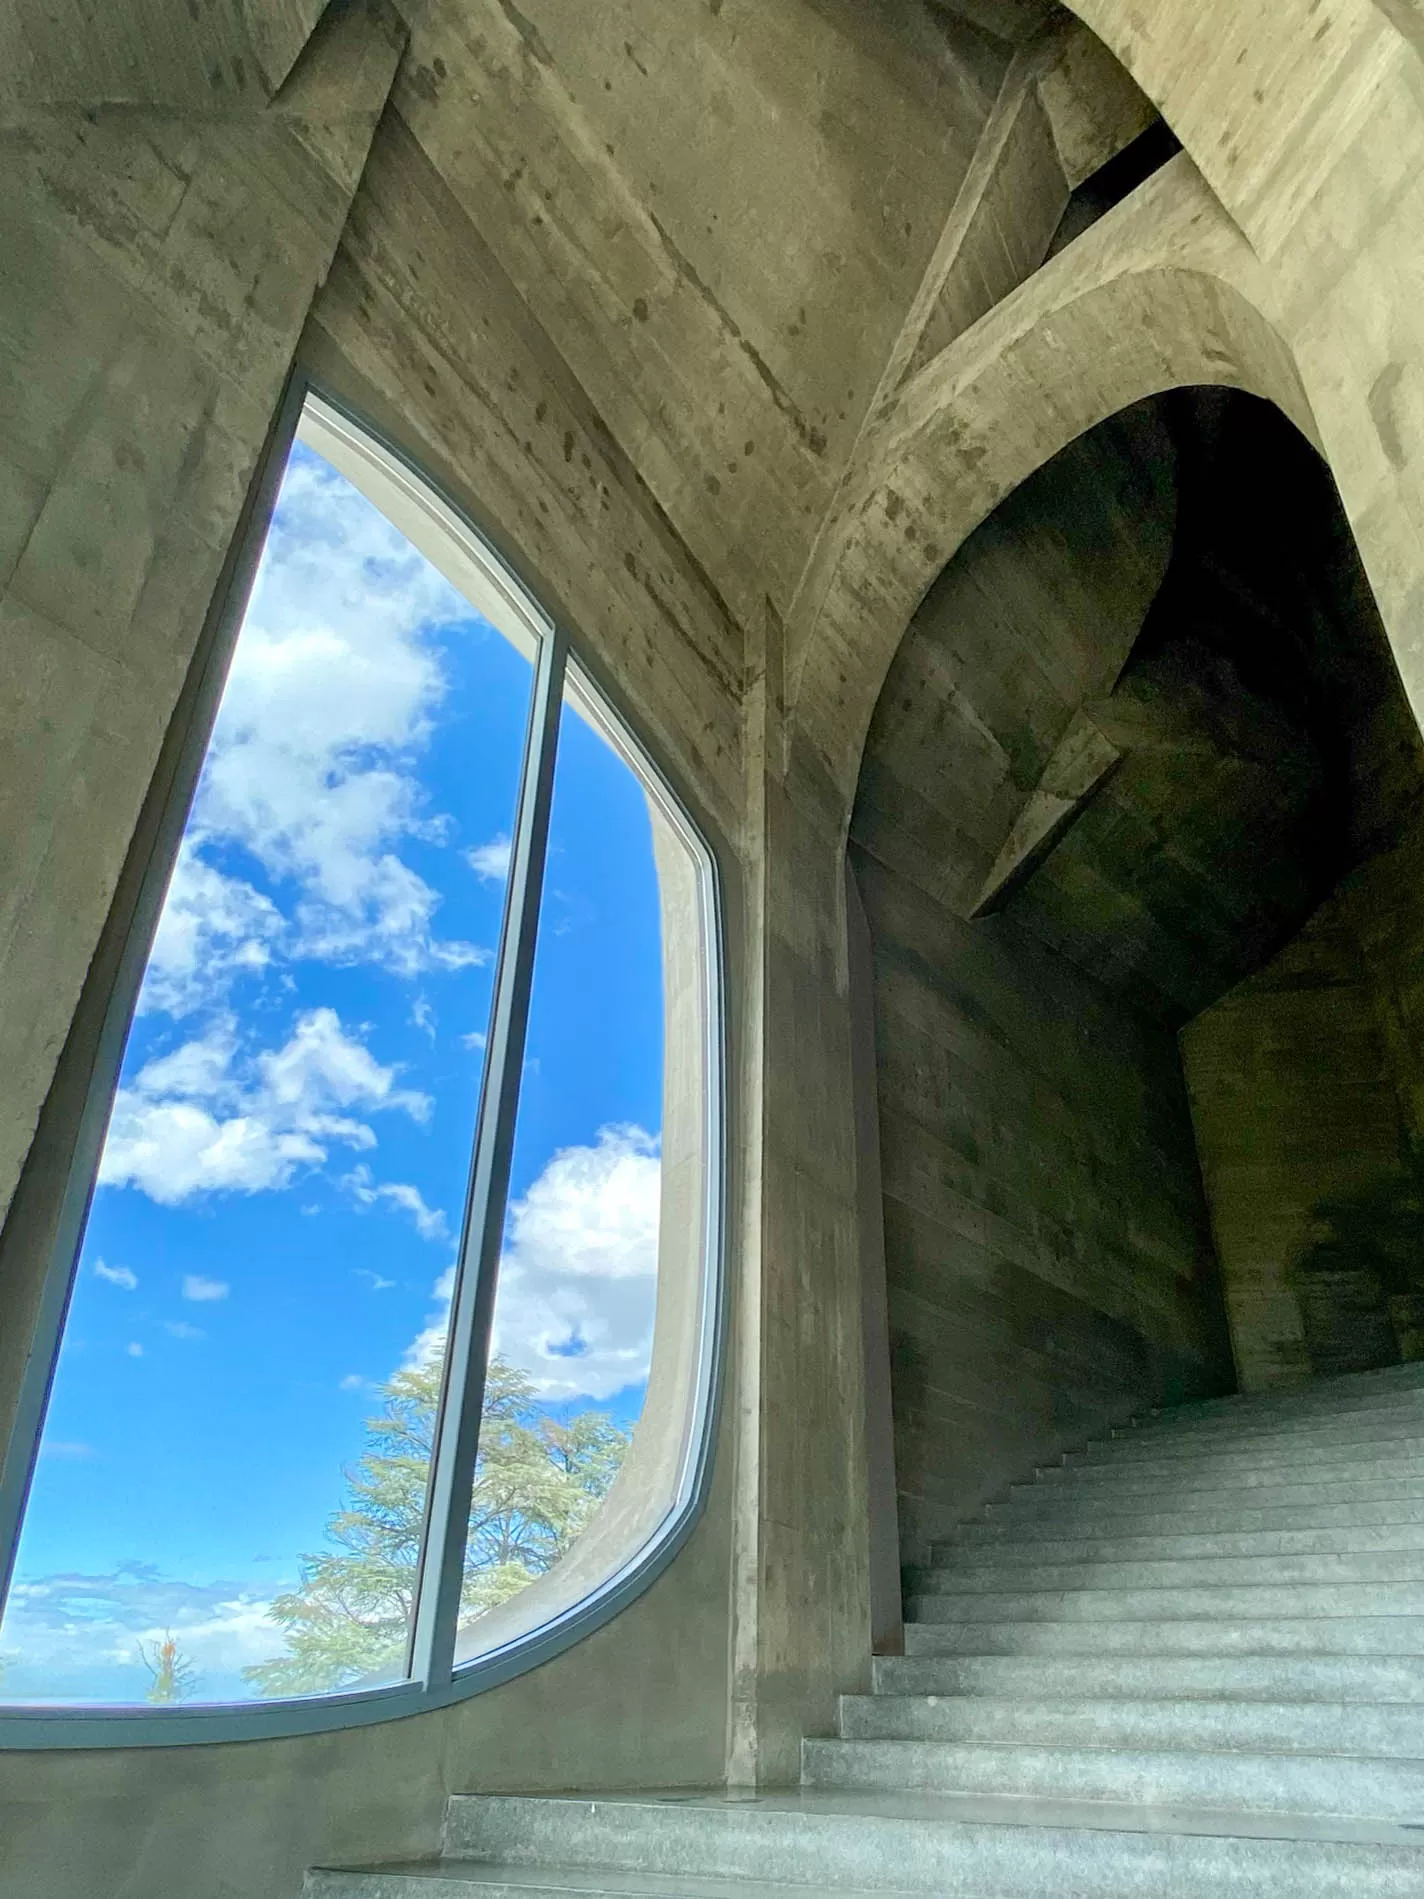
<box><xmin>868</xmin><ymin>16</ymin><xmax>1157</xmax><ymax>411</ymax></box>
<box><xmin>874</xmin><ymin>27</ymin><xmax>1072</xmax><ymax>406</ymax></box>
<box><xmin>968</xmin><ymin>709</ymin><xmax>1122</xmax><ymax>916</ymax></box>
<box><xmin>1036</xmin><ymin>17</ymin><xmax>1158</xmax><ymax>189</ymax></box>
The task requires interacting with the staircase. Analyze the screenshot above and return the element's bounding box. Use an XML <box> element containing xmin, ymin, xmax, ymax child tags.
<box><xmin>307</xmin><ymin>1363</ymin><xmax>1424</xmax><ymax>1899</ymax></box>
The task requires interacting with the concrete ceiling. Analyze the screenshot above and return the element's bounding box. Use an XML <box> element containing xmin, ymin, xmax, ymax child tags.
<box><xmin>6</xmin><ymin>0</ymin><xmax>1159</xmax><ymax>641</ymax></box>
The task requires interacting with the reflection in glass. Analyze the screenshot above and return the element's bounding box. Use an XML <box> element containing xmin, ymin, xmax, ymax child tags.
<box><xmin>0</xmin><ymin>430</ymin><xmax>534</xmax><ymax>1705</ymax></box>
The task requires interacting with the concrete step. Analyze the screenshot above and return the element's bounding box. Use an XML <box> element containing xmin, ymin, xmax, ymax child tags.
<box><xmin>902</xmin><ymin>1615</ymin><xmax>1424</xmax><ymax>1657</ymax></box>
<box><xmin>871</xmin><ymin>1652</ymin><xmax>1424</xmax><ymax>1703</ymax></box>
<box><xmin>936</xmin><ymin>1519</ymin><xmax>1424</xmax><ymax>1562</ymax></box>
<box><xmin>1092</xmin><ymin>1410</ymin><xmax>1424</xmax><ymax>1462</ymax></box>
<box><xmin>1031</xmin><ymin>1456</ymin><xmax>1424</xmax><ymax>1495</ymax></box>
<box><xmin>801</xmin><ymin>1735</ymin><xmax>1424</xmax><ymax>1822</ymax></box>
<box><xmin>440</xmin><ymin>1791</ymin><xmax>1424</xmax><ymax>1899</ymax></box>
<box><xmin>1144</xmin><ymin>1364</ymin><xmax>1424</xmax><ymax>1425</ymax></box>
<box><xmin>308</xmin><ymin>1870</ymin><xmax>923</xmax><ymax>1899</ymax></box>
<box><xmin>1072</xmin><ymin>1431</ymin><xmax>1424</xmax><ymax>1477</ymax></box>
<box><xmin>839</xmin><ymin>1692</ymin><xmax>1424</xmax><ymax>1756</ymax></box>
<box><xmin>908</xmin><ymin>1580</ymin><xmax>1424</xmax><ymax>1623</ymax></box>
<box><xmin>976</xmin><ymin>1497</ymin><xmax>1424</xmax><ymax>1539</ymax></box>
<box><xmin>911</xmin><ymin>1550</ymin><xmax>1424</xmax><ymax>1594</ymax></box>
<box><xmin>1007</xmin><ymin>1473</ymin><xmax>1424</xmax><ymax>1512</ymax></box>
<box><xmin>1125</xmin><ymin>1386</ymin><xmax>1424</xmax><ymax>1442</ymax></box>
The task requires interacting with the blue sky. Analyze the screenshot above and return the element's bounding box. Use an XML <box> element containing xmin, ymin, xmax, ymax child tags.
<box><xmin>1</xmin><ymin>438</ymin><xmax>665</xmax><ymax>1704</ymax></box>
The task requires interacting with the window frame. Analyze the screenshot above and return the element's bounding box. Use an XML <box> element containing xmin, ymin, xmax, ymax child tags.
<box><xmin>0</xmin><ymin>381</ymin><xmax>726</xmax><ymax>1749</ymax></box>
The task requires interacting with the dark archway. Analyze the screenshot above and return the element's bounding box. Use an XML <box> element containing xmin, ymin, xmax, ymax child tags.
<box><xmin>850</xmin><ymin>387</ymin><xmax>1424</xmax><ymax>1562</ymax></box>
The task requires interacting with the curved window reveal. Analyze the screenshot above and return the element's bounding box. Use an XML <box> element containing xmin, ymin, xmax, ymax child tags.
<box><xmin>0</xmin><ymin>393</ymin><xmax>722</xmax><ymax>1737</ymax></box>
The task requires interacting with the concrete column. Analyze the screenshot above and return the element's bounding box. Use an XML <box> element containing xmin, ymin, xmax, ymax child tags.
<box><xmin>728</xmin><ymin>641</ymin><xmax>873</xmax><ymax>1782</ymax></box>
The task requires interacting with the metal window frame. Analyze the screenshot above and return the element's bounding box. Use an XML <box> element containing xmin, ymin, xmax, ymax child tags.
<box><xmin>0</xmin><ymin>380</ymin><xmax>726</xmax><ymax>1750</ymax></box>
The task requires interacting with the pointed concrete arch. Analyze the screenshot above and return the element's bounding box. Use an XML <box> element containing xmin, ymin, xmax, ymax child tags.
<box><xmin>785</xmin><ymin>154</ymin><xmax>1319</xmax><ymax>823</ymax></box>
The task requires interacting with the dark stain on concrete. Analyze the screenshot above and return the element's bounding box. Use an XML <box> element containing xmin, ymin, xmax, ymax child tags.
<box><xmin>495</xmin><ymin>0</ymin><xmax>554</xmax><ymax>67</ymax></box>
<box><xmin>646</xmin><ymin>208</ymin><xmax>826</xmax><ymax>459</ymax></box>
<box><xmin>1369</xmin><ymin>362</ymin><xmax>1409</xmax><ymax>470</ymax></box>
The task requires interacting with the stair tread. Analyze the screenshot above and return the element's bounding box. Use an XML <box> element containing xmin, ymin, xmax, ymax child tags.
<box><xmin>307</xmin><ymin>1859</ymin><xmax>930</xmax><ymax>1899</ymax></box>
<box><xmin>443</xmin><ymin>1786</ymin><xmax>1424</xmax><ymax>1853</ymax></box>
<box><xmin>802</xmin><ymin>1736</ymin><xmax>1424</xmax><ymax>1820</ymax></box>
<box><xmin>852</xmin><ymin>1691</ymin><xmax>1424</xmax><ymax>1715</ymax></box>
<box><xmin>873</xmin><ymin>1654</ymin><xmax>1424</xmax><ymax>1695</ymax></box>
<box><xmin>840</xmin><ymin>1694</ymin><xmax>1424</xmax><ymax>1756</ymax></box>
<box><xmin>937</xmin><ymin>1527</ymin><xmax>1424</xmax><ymax>1559</ymax></box>
<box><xmin>810</xmin><ymin>1734</ymin><xmax>1424</xmax><ymax>1767</ymax></box>
<box><xmin>330</xmin><ymin>1372</ymin><xmax>1424</xmax><ymax>1899</ymax></box>
<box><xmin>902</xmin><ymin>1615</ymin><xmax>1424</xmax><ymax>1656</ymax></box>
<box><xmin>915</xmin><ymin>1554</ymin><xmax>1424</xmax><ymax>1588</ymax></box>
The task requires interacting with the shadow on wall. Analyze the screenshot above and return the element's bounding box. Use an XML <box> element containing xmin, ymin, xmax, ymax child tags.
<box><xmin>1290</xmin><ymin>1170</ymin><xmax>1424</xmax><ymax>1375</ymax></box>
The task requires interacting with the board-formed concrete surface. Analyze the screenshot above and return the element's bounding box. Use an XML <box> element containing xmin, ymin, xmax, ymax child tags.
<box><xmin>9</xmin><ymin>1</ymin><xmax>1424</xmax><ymax>1895</ymax></box>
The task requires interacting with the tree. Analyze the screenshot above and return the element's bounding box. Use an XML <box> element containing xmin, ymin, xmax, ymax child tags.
<box><xmin>244</xmin><ymin>1356</ymin><xmax>630</xmax><ymax>1697</ymax></box>
<box><xmin>140</xmin><ymin>1631</ymin><xmax>198</xmax><ymax>1703</ymax></box>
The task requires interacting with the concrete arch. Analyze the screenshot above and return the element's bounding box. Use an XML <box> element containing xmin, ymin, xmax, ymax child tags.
<box><xmin>786</xmin><ymin>155</ymin><xmax>1320</xmax><ymax>822</ymax></box>
<box><xmin>1042</xmin><ymin>0</ymin><xmax>1405</xmax><ymax>246</ymax></box>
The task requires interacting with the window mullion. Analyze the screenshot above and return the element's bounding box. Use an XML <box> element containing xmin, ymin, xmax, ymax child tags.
<box><xmin>408</xmin><ymin>624</ymin><xmax>567</xmax><ymax>1689</ymax></box>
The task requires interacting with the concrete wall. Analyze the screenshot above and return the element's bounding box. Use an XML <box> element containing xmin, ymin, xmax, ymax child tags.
<box><xmin>1184</xmin><ymin>809</ymin><xmax>1424</xmax><ymax>1391</ymax></box>
<box><xmin>857</xmin><ymin>847</ymin><xmax>1228</xmax><ymax>1562</ymax></box>
<box><xmin>1169</xmin><ymin>400</ymin><xmax>1424</xmax><ymax>1393</ymax></box>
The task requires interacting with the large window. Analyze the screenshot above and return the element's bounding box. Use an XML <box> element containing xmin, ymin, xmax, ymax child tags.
<box><xmin>0</xmin><ymin>394</ymin><xmax>721</xmax><ymax>1742</ymax></box>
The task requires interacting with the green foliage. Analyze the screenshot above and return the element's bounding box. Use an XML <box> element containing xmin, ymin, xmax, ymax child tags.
<box><xmin>141</xmin><ymin>1631</ymin><xmax>198</xmax><ymax>1703</ymax></box>
<box><xmin>244</xmin><ymin>1356</ymin><xmax>630</xmax><ymax>1697</ymax></box>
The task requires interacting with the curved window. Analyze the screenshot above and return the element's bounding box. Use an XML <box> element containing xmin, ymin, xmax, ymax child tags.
<box><xmin>0</xmin><ymin>392</ymin><xmax>722</xmax><ymax>1742</ymax></box>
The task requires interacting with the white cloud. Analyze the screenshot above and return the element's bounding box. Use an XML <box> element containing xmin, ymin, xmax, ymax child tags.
<box><xmin>466</xmin><ymin>835</ymin><xmax>512</xmax><ymax>883</ymax></box>
<box><xmin>103</xmin><ymin>1101</ymin><xmax>324</xmax><ymax>1204</ymax></box>
<box><xmin>338</xmin><ymin>1373</ymin><xmax>369</xmax><ymax>1392</ymax></box>
<box><xmin>126</xmin><ymin>1343</ymin><xmax>144</xmax><ymax>1358</ymax></box>
<box><xmin>99</xmin><ymin>1008</ymin><xmax>429</xmax><ymax>1206</ymax></box>
<box><xmin>134</xmin><ymin>1019</ymin><xmax>239</xmax><ymax>1103</ymax></box>
<box><xmin>140</xmin><ymin>843</ymin><xmax>285</xmax><ymax>1018</ymax></box>
<box><xmin>0</xmin><ymin>1567</ymin><xmax>290</xmax><ymax>1694</ymax></box>
<box><xmin>354</xmin><ymin>1268</ymin><xmax>396</xmax><ymax>1292</ymax></box>
<box><xmin>184</xmin><ymin>448</ymin><xmax>487</xmax><ymax>980</ymax></box>
<box><xmin>404</xmin><ymin>1126</ymin><xmax>661</xmax><ymax>1401</ymax></box>
<box><xmin>461</xmin><ymin>1030</ymin><xmax>487</xmax><ymax>1052</ymax></box>
<box><xmin>343</xmin><ymin>1164</ymin><xmax>448</xmax><ymax>1242</ymax></box>
<box><xmin>181</xmin><ymin>1275</ymin><xmax>228</xmax><ymax>1304</ymax></box>
<box><xmin>256</xmin><ymin>1008</ymin><xmax>430</xmax><ymax>1125</ymax></box>
<box><xmin>411</xmin><ymin>997</ymin><xmax>436</xmax><ymax>1040</ymax></box>
<box><xmin>94</xmin><ymin>1260</ymin><xmax>138</xmax><ymax>1291</ymax></box>
<box><xmin>164</xmin><ymin>1320</ymin><xmax>206</xmax><ymax>1341</ymax></box>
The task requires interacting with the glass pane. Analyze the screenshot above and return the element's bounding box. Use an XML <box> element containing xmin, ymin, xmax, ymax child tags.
<box><xmin>451</xmin><ymin>672</ymin><xmax>706</xmax><ymax>1669</ymax></box>
<box><xmin>0</xmin><ymin>419</ymin><xmax>535</xmax><ymax>1705</ymax></box>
